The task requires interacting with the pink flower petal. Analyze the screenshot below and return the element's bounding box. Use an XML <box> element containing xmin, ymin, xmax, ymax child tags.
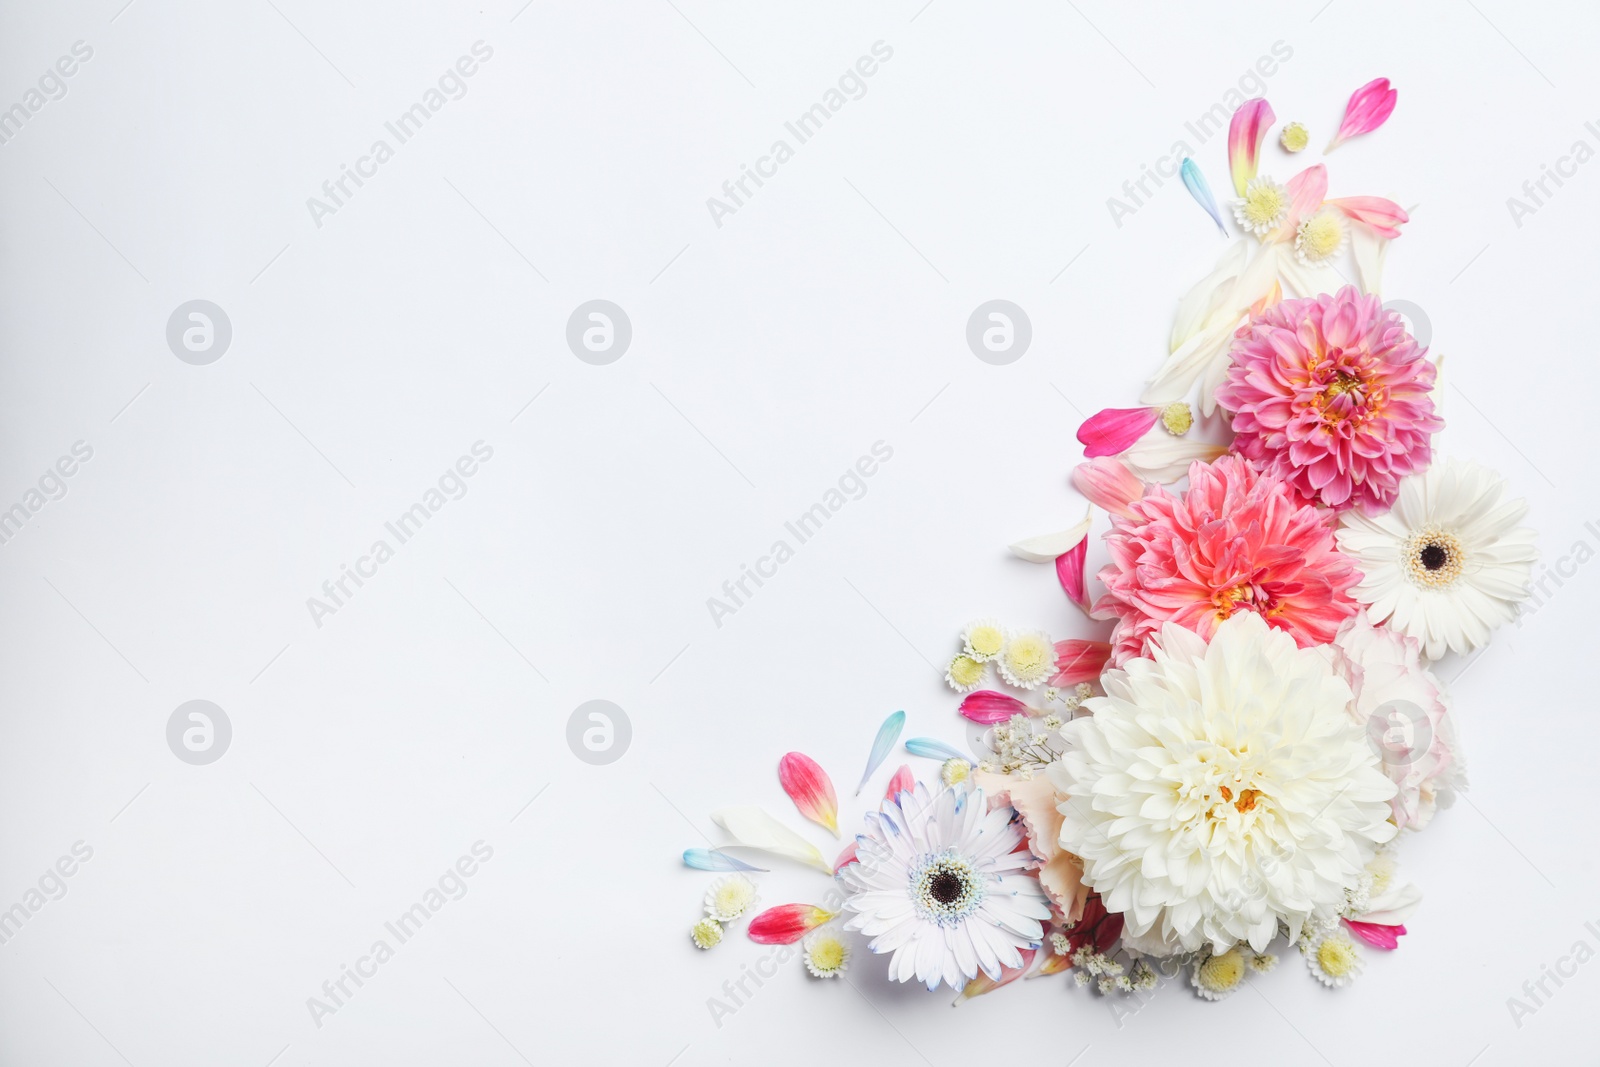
<box><xmin>1072</xmin><ymin>458</ymin><xmax>1145</xmax><ymax>519</ymax></box>
<box><xmin>1271</xmin><ymin>163</ymin><xmax>1329</xmax><ymax>242</ymax></box>
<box><xmin>1077</xmin><ymin>406</ymin><xmax>1159</xmax><ymax>458</ymax></box>
<box><xmin>953</xmin><ymin>948</ymin><xmax>1037</xmax><ymax>1003</ymax></box>
<box><xmin>883</xmin><ymin>764</ymin><xmax>915</xmax><ymax>804</ymax></box>
<box><xmin>958</xmin><ymin>690</ymin><xmax>1029</xmax><ymax>725</ymax></box>
<box><xmin>1326</xmin><ymin>196</ymin><xmax>1409</xmax><ymax>239</ymax></box>
<box><xmin>1055</xmin><ymin>537</ymin><xmax>1090</xmax><ymax>611</ymax></box>
<box><xmin>747</xmin><ymin>904</ymin><xmax>836</xmax><ymax>945</ymax></box>
<box><xmin>1327</xmin><ymin>77</ymin><xmax>1397</xmax><ymax>152</ymax></box>
<box><xmin>831</xmin><ymin>841</ymin><xmax>859</xmax><ymax>874</ymax></box>
<box><xmin>777</xmin><ymin>752</ymin><xmax>839</xmax><ymax>837</ymax></box>
<box><xmin>1344</xmin><ymin>918</ymin><xmax>1406</xmax><ymax>950</ymax></box>
<box><xmin>1050</xmin><ymin>640</ymin><xmax>1111</xmax><ymax>687</ymax></box>
<box><xmin>1228</xmin><ymin>98</ymin><xmax>1276</xmax><ymax>196</ymax></box>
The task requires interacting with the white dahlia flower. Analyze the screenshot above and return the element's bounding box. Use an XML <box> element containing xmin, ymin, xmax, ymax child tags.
<box><xmin>838</xmin><ymin>783</ymin><xmax>1050</xmax><ymax>992</ymax></box>
<box><xmin>1048</xmin><ymin>612</ymin><xmax>1397</xmax><ymax>955</ymax></box>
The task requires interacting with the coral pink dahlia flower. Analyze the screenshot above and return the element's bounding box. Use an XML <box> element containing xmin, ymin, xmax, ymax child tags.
<box><xmin>1216</xmin><ymin>286</ymin><xmax>1441</xmax><ymax>513</ymax></box>
<box><xmin>1094</xmin><ymin>456</ymin><xmax>1361</xmax><ymax>665</ymax></box>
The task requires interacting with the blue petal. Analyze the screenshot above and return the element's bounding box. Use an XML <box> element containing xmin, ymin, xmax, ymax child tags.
<box><xmin>904</xmin><ymin>737</ymin><xmax>966</xmax><ymax>762</ymax></box>
<box><xmin>682</xmin><ymin>848</ymin><xmax>768</xmax><ymax>873</ymax></box>
<box><xmin>855</xmin><ymin>710</ymin><xmax>906</xmax><ymax>795</ymax></box>
<box><xmin>1180</xmin><ymin>157</ymin><xmax>1228</xmax><ymax>237</ymax></box>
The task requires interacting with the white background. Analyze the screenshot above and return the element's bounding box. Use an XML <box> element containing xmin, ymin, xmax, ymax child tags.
<box><xmin>0</xmin><ymin>1</ymin><xmax>1595</xmax><ymax>1064</ymax></box>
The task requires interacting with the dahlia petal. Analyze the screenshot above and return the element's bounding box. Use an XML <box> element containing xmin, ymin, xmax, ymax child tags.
<box><xmin>1009</xmin><ymin>509</ymin><xmax>1092</xmax><ymax>563</ymax></box>
<box><xmin>1078</xmin><ymin>406</ymin><xmax>1160</xmax><ymax>458</ymax></box>
<box><xmin>1228</xmin><ymin>98</ymin><xmax>1276</xmax><ymax>196</ymax></box>
<box><xmin>1327</xmin><ymin>196</ymin><xmax>1409</xmax><ymax>239</ymax></box>
<box><xmin>1270</xmin><ymin>163</ymin><xmax>1329</xmax><ymax>243</ymax></box>
<box><xmin>1327</xmin><ymin>77</ymin><xmax>1397</xmax><ymax>153</ymax></box>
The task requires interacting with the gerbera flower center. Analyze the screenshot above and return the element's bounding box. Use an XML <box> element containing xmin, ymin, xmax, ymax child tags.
<box><xmin>912</xmin><ymin>852</ymin><xmax>986</xmax><ymax>925</ymax></box>
<box><xmin>1402</xmin><ymin>527</ymin><xmax>1465</xmax><ymax>589</ymax></box>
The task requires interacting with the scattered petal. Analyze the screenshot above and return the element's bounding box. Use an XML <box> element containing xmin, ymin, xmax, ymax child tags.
<box><xmin>710</xmin><ymin>807</ymin><xmax>831</xmax><ymax>873</ymax></box>
<box><xmin>953</xmin><ymin>949</ymin><xmax>1037</xmax><ymax>1004</ymax></box>
<box><xmin>1345</xmin><ymin>919</ymin><xmax>1407</xmax><ymax>950</ymax></box>
<box><xmin>1327</xmin><ymin>77</ymin><xmax>1397</xmax><ymax>153</ymax></box>
<box><xmin>778</xmin><ymin>752</ymin><xmax>839</xmax><ymax>837</ymax></box>
<box><xmin>1050</xmin><ymin>640</ymin><xmax>1112</xmax><ymax>687</ymax></box>
<box><xmin>1009</xmin><ymin>510</ymin><xmax>1091</xmax><ymax>563</ymax></box>
<box><xmin>855</xmin><ymin>710</ymin><xmax>905</xmax><ymax>796</ymax></box>
<box><xmin>883</xmin><ymin>765</ymin><xmax>915</xmax><ymax>804</ymax></box>
<box><xmin>904</xmin><ymin>737</ymin><xmax>967</xmax><ymax>762</ymax></box>
<box><xmin>747</xmin><ymin>903</ymin><xmax>837</xmax><ymax>945</ymax></box>
<box><xmin>958</xmin><ymin>690</ymin><xmax>1030</xmax><ymax>725</ymax></box>
<box><xmin>1055</xmin><ymin>537</ymin><xmax>1090</xmax><ymax>611</ymax></box>
<box><xmin>1077</xmin><ymin>406</ymin><xmax>1159</xmax><ymax>458</ymax></box>
<box><xmin>832</xmin><ymin>841</ymin><xmax>860</xmax><ymax>874</ymax></box>
<box><xmin>1180</xmin><ymin>157</ymin><xmax>1228</xmax><ymax>236</ymax></box>
<box><xmin>1228</xmin><ymin>98</ymin><xmax>1275</xmax><ymax>196</ymax></box>
<box><xmin>1072</xmin><ymin>458</ymin><xmax>1145</xmax><ymax>519</ymax></box>
<box><xmin>1326</xmin><ymin>196</ymin><xmax>1409</xmax><ymax>239</ymax></box>
<box><xmin>682</xmin><ymin>848</ymin><xmax>768</xmax><ymax>873</ymax></box>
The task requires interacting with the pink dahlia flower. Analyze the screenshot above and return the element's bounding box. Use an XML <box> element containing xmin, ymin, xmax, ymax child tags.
<box><xmin>1094</xmin><ymin>455</ymin><xmax>1360</xmax><ymax>664</ymax></box>
<box><xmin>1216</xmin><ymin>286</ymin><xmax>1441</xmax><ymax>513</ymax></box>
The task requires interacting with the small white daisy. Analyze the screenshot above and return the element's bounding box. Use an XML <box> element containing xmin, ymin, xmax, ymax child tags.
<box><xmin>961</xmin><ymin>618</ymin><xmax>1007</xmax><ymax>661</ymax></box>
<box><xmin>998</xmin><ymin>630</ymin><xmax>1055</xmax><ymax>690</ymax></box>
<box><xmin>1303</xmin><ymin>929</ymin><xmax>1363</xmax><ymax>988</ymax></box>
<box><xmin>1294</xmin><ymin>208</ymin><xmax>1348</xmax><ymax>264</ymax></box>
<box><xmin>1233</xmin><ymin>176</ymin><xmax>1290</xmax><ymax>236</ymax></box>
<box><xmin>1191</xmin><ymin>949</ymin><xmax>1246</xmax><ymax>1001</ymax></box>
<box><xmin>691</xmin><ymin>918</ymin><xmax>723</xmax><ymax>950</ymax></box>
<box><xmin>945</xmin><ymin>653</ymin><xmax>986</xmax><ymax>694</ymax></box>
<box><xmin>703</xmin><ymin>874</ymin><xmax>758</xmax><ymax>922</ymax></box>
<box><xmin>940</xmin><ymin>758</ymin><xmax>971</xmax><ymax>787</ymax></box>
<box><xmin>1247</xmin><ymin>951</ymin><xmax>1277</xmax><ymax>974</ymax></box>
<box><xmin>802</xmin><ymin>930</ymin><xmax>851</xmax><ymax>978</ymax></box>
<box><xmin>1337</xmin><ymin>457</ymin><xmax>1537</xmax><ymax>660</ymax></box>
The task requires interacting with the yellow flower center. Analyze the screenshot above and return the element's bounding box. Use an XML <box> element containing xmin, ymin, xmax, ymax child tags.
<box><xmin>1280</xmin><ymin>122</ymin><xmax>1309</xmax><ymax>152</ymax></box>
<box><xmin>1198</xmin><ymin>950</ymin><xmax>1245</xmax><ymax>992</ymax></box>
<box><xmin>713</xmin><ymin>883</ymin><xmax>753</xmax><ymax>917</ymax></box>
<box><xmin>1297</xmin><ymin>211</ymin><xmax>1345</xmax><ymax>260</ymax></box>
<box><xmin>1241</xmin><ymin>184</ymin><xmax>1287</xmax><ymax>226</ymax></box>
<box><xmin>948</xmin><ymin>655</ymin><xmax>985</xmax><ymax>688</ymax></box>
<box><xmin>1317</xmin><ymin>937</ymin><xmax>1358</xmax><ymax>978</ymax></box>
<box><xmin>1005</xmin><ymin>638</ymin><xmax>1052</xmax><ymax>678</ymax></box>
<box><xmin>1160</xmin><ymin>402</ymin><xmax>1194</xmax><ymax>436</ymax></box>
<box><xmin>941</xmin><ymin>758</ymin><xmax>971</xmax><ymax>786</ymax></box>
<box><xmin>967</xmin><ymin>625</ymin><xmax>1004</xmax><ymax>659</ymax></box>
<box><xmin>808</xmin><ymin>938</ymin><xmax>845</xmax><ymax>970</ymax></box>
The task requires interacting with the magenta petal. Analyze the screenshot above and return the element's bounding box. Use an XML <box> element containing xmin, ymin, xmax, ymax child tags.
<box><xmin>777</xmin><ymin>752</ymin><xmax>839</xmax><ymax>836</ymax></box>
<box><xmin>1327</xmin><ymin>77</ymin><xmax>1397</xmax><ymax>152</ymax></box>
<box><xmin>1344</xmin><ymin>919</ymin><xmax>1406</xmax><ymax>950</ymax></box>
<box><xmin>1077</xmin><ymin>406</ymin><xmax>1159</xmax><ymax>458</ymax></box>
<box><xmin>958</xmin><ymin>690</ymin><xmax>1029</xmax><ymax>725</ymax></box>
<box><xmin>1055</xmin><ymin>537</ymin><xmax>1089</xmax><ymax>610</ymax></box>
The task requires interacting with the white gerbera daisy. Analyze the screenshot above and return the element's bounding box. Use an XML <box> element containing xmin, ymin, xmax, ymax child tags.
<box><xmin>1048</xmin><ymin>612</ymin><xmax>1397</xmax><ymax>955</ymax></box>
<box><xmin>703</xmin><ymin>874</ymin><xmax>758</xmax><ymax>922</ymax></box>
<box><xmin>802</xmin><ymin>930</ymin><xmax>851</xmax><ymax>978</ymax></box>
<box><xmin>839</xmin><ymin>783</ymin><xmax>1051</xmax><ymax>992</ymax></box>
<box><xmin>998</xmin><ymin>630</ymin><xmax>1054</xmax><ymax>689</ymax></box>
<box><xmin>1295</xmin><ymin>208</ymin><xmax>1347</xmax><ymax>264</ymax></box>
<box><xmin>1336</xmin><ymin>458</ymin><xmax>1537</xmax><ymax>660</ymax></box>
<box><xmin>1233</xmin><ymin>176</ymin><xmax>1289</xmax><ymax>236</ymax></box>
<box><xmin>1302</xmin><ymin>928</ymin><xmax>1363</xmax><ymax>988</ymax></box>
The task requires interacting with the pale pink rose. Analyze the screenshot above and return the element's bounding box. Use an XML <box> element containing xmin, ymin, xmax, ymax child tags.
<box><xmin>1327</xmin><ymin>612</ymin><xmax>1463</xmax><ymax>830</ymax></box>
